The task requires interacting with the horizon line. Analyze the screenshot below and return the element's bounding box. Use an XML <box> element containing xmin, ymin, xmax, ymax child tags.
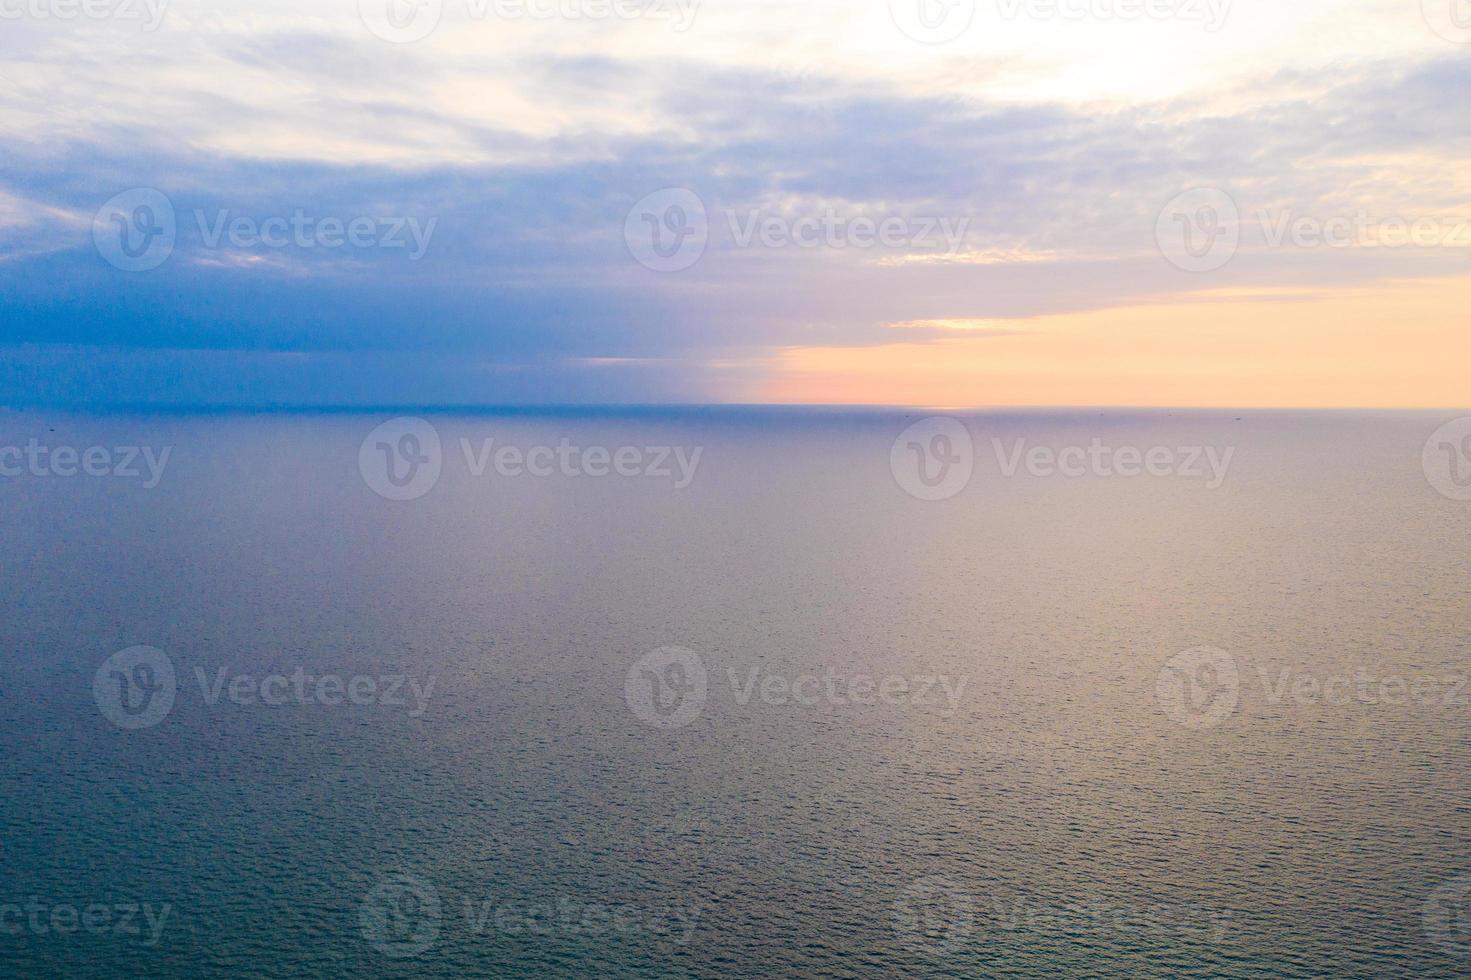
<box><xmin>2</xmin><ymin>402</ymin><xmax>1467</xmax><ymax>416</ymax></box>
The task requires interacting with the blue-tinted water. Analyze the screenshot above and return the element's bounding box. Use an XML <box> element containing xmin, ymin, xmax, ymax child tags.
<box><xmin>1</xmin><ymin>408</ymin><xmax>1469</xmax><ymax>977</ymax></box>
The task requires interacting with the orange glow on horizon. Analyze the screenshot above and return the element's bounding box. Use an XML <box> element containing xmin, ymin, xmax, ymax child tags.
<box><xmin>754</xmin><ymin>277</ymin><xmax>1471</xmax><ymax>409</ymax></box>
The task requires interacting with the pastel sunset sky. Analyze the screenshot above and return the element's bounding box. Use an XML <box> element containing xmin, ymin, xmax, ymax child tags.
<box><xmin>2</xmin><ymin>0</ymin><xmax>1468</xmax><ymax>407</ymax></box>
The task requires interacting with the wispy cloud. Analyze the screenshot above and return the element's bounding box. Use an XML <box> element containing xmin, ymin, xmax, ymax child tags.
<box><xmin>1</xmin><ymin>1</ymin><xmax>1467</xmax><ymax>405</ymax></box>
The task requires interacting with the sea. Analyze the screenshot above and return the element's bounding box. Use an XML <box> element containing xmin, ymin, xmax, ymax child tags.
<box><xmin>1</xmin><ymin>407</ymin><xmax>1469</xmax><ymax>977</ymax></box>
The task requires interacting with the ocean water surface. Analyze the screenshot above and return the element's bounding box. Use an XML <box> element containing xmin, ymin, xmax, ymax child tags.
<box><xmin>1</xmin><ymin>407</ymin><xmax>1469</xmax><ymax>977</ymax></box>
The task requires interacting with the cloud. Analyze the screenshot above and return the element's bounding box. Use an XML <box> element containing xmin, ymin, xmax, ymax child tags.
<box><xmin>1</xmin><ymin>3</ymin><xmax>1467</xmax><ymax>405</ymax></box>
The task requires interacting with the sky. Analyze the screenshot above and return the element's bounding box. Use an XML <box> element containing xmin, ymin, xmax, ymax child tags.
<box><xmin>0</xmin><ymin>0</ymin><xmax>1468</xmax><ymax>408</ymax></box>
